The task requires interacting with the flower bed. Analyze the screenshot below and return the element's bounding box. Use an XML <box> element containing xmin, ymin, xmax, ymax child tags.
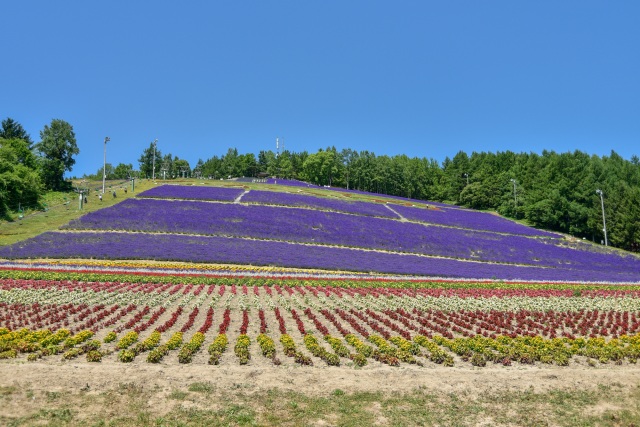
<box><xmin>1</xmin><ymin>275</ymin><xmax>640</xmax><ymax>367</ymax></box>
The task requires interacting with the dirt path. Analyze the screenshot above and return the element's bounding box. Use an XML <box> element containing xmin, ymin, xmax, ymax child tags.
<box><xmin>2</xmin><ymin>361</ymin><xmax>639</xmax><ymax>398</ymax></box>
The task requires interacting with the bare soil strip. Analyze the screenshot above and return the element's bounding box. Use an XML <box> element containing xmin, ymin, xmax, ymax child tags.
<box><xmin>2</xmin><ymin>361</ymin><xmax>639</xmax><ymax>398</ymax></box>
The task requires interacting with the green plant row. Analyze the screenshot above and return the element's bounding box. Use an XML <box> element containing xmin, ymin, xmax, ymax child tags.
<box><xmin>4</xmin><ymin>326</ymin><xmax>640</xmax><ymax>367</ymax></box>
<box><xmin>147</xmin><ymin>332</ymin><xmax>183</xmax><ymax>363</ymax></box>
<box><xmin>207</xmin><ymin>333</ymin><xmax>228</xmax><ymax>365</ymax></box>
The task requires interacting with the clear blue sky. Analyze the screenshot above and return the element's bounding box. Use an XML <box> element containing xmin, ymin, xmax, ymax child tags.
<box><xmin>2</xmin><ymin>1</ymin><xmax>639</xmax><ymax>177</ymax></box>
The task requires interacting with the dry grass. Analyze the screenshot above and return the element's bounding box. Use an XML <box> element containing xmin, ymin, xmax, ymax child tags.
<box><xmin>1</xmin><ymin>381</ymin><xmax>639</xmax><ymax>426</ymax></box>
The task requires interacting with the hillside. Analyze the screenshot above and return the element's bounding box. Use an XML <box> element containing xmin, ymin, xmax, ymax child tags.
<box><xmin>2</xmin><ymin>181</ymin><xmax>640</xmax><ymax>426</ymax></box>
<box><xmin>2</xmin><ymin>182</ymin><xmax>639</xmax><ymax>283</ymax></box>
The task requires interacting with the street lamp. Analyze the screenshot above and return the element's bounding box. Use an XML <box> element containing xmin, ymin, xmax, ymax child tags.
<box><xmin>463</xmin><ymin>173</ymin><xmax>469</xmax><ymax>186</ymax></box>
<box><xmin>510</xmin><ymin>179</ymin><xmax>517</xmax><ymax>218</ymax></box>
<box><xmin>596</xmin><ymin>189</ymin><xmax>608</xmax><ymax>246</ymax></box>
<box><xmin>102</xmin><ymin>136</ymin><xmax>110</xmax><ymax>194</ymax></box>
<box><xmin>152</xmin><ymin>139</ymin><xmax>158</xmax><ymax>180</ymax></box>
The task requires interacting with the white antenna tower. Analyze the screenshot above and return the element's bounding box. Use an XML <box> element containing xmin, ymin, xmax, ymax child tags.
<box><xmin>276</xmin><ymin>137</ymin><xmax>280</xmax><ymax>158</ymax></box>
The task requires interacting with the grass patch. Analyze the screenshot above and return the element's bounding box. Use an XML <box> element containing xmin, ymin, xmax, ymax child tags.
<box><xmin>0</xmin><ymin>179</ymin><xmax>156</xmax><ymax>246</ymax></box>
<box><xmin>1</xmin><ymin>383</ymin><xmax>639</xmax><ymax>427</ymax></box>
<box><xmin>168</xmin><ymin>389</ymin><xmax>189</xmax><ymax>400</ymax></box>
<box><xmin>188</xmin><ymin>382</ymin><xmax>215</xmax><ymax>393</ymax></box>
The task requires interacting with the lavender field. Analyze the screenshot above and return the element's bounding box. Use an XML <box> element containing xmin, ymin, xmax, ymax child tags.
<box><xmin>3</xmin><ymin>184</ymin><xmax>640</xmax><ymax>282</ymax></box>
<box><xmin>137</xmin><ymin>184</ymin><xmax>245</xmax><ymax>201</ymax></box>
<box><xmin>242</xmin><ymin>190</ymin><xmax>395</xmax><ymax>218</ymax></box>
<box><xmin>392</xmin><ymin>204</ymin><xmax>559</xmax><ymax>237</ymax></box>
<box><xmin>4</xmin><ymin>231</ymin><xmax>640</xmax><ymax>282</ymax></box>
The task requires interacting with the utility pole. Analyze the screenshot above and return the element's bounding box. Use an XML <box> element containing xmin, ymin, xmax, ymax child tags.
<box><xmin>152</xmin><ymin>139</ymin><xmax>158</xmax><ymax>180</ymax></box>
<box><xmin>102</xmin><ymin>136</ymin><xmax>110</xmax><ymax>194</ymax></box>
<box><xmin>596</xmin><ymin>189</ymin><xmax>608</xmax><ymax>246</ymax></box>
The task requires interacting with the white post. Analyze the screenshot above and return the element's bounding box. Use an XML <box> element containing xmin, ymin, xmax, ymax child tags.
<box><xmin>102</xmin><ymin>137</ymin><xmax>110</xmax><ymax>194</ymax></box>
<box><xmin>596</xmin><ymin>189</ymin><xmax>608</xmax><ymax>246</ymax></box>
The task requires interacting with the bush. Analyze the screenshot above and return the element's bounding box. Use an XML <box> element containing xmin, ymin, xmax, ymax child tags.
<box><xmin>471</xmin><ymin>353</ymin><xmax>486</xmax><ymax>367</ymax></box>
<box><xmin>62</xmin><ymin>348</ymin><xmax>82</xmax><ymax>360</ymax></box>
<box><xmin>116</xmin><ymin>332</ymin><xmax>139</xmax><ymax>350</ymax></box>
<box><xmin>118</xmin><ymin>349</ymin><xmax>136</xmax><ymax>363</ymax></box>
<box><xmin>257</xmin><ymin>334</ymin><xmax>275</xmax><ymax>359</ymax></box>
<box><xmin>234</xmin><ymin>334</ymin><xmax>251</xmax><ymax>365</ymax></box>
<box><xmin>86</xmin><ymin>350</ymin><xmax>103</xmax><ymax>362</ymax></box>
<box><xmin>103</xmin><ymin>331</ymin><xmax>117</xmax><ymax>343</ymax></box>
<box><xmin>147</xmin><ymin>345</ymin><xmax>168</xmax><ymax>364</ymax></box>
<box><xmin>0</xmin><ymin>349</ymin><xmax>17</xmax><ymax>359</ymax></box>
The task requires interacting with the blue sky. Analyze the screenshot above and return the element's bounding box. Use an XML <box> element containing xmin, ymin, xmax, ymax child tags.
<box><xmin>2</xmin><ymin>1</ymin><xmax>639</xmax><ymax>177</ymax></box>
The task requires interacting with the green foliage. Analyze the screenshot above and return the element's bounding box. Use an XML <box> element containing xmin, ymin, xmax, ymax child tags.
<box><xmin>118</xmin><ymin>349</ymin><xmax>136</xmax><ymax>362</ymax></box>
<box><xmin>86</xmin><ymin>350</ymin><xmax>103</xmax><ymax>362</ymax></box>
<box><xmin>138</xmin><ymin>142</ymin><xmax>161</xmax><ymax>179</ymax></box>
<box><xmin>36</xmin><ymin>119</ymin><xmax>79</xmax><ymax>191</ymax></box>
<box><xmin>103</xmin><ymin>331</ymin><xmax>117</xmax><ymax>343</ymax></box>
<box><xmin>116</xmin><ymin>331</ymin><xmax>138</xmax><ymax>350</ymax></box>
<box><xmin>0</xmin><ymin>137</ymin><xmax>42</xmax><ymax>217</ymax></box>
<box><xmin>1</xmin><ymin>118</ymin><xmax>33</xmax><ymax>148</ymax></box>
<box><xmin>256</xmin><ymin>333</ymin><xmax>275</xmax><ymax>359</ymax></box>
<box><xmin>207</xmin><ymin>333</ymin><xmax>228</xmax><ymax>365</ymax></box>
<box><xmin>234</xmin><ymin>334</ymin><xmax>251</xmax><ymax>365</ymax></box>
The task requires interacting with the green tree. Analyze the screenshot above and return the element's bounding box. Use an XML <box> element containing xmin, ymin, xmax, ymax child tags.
<box><xmin>0</xmin><ymin>118</ymin><xmax>33</xmax><ymax>149</ymax></box>
<box><xmin>93</xmin><ymin>163</ymin><xmax>115</xmax><ymax>181</ymax></box>
<box><xmin>113</xmin><ymin>163</ymin><xmax>134</xmax><ymax>179</ymax></box>
<box><xmin>138</xmin><ymin>143</ymin><xmax>162</xmax><ymax>179</ymax></box>
<box><xmin>173</xmin><ymin>158</ymin><xmax>191</xmax><ymax>178</ymax></box>
<box><xmin>0</xmin><ymin>137</ymin><xmax>42</xmax><ymax>218</ymax></box>
<box><xmin>36</xmin><ymin>119</ymin><xmax>79</xmax><ymax>190</ymax></box>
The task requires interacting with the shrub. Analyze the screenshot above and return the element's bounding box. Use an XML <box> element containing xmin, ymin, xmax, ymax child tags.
<box><xmin>257</xmin><ymin>334</ymin><xmax>275</xmax><ymax>359</ymax></box>
<box><xmin>86</xmin><ymin>350</ymin><xmax>103</xmax><ymax>362</ymax></box>
<box><xmin>118</xmin><ymin>349</ymin><xmax>136</xmax><ymax>363</ymax></box>
<box><xmin>103</xmin><ymin>331</ymin><xmax>117</xmax><ymax>343</ymax></box>
<box><xmin>234</xmin><ymin>334</ymin><xmax>251</xmax><ymax>365</ymax></box>
<box><xmin>116</xmin><ymin>331</ymin><xmax>139</xmax><ymax>350</ymax></box>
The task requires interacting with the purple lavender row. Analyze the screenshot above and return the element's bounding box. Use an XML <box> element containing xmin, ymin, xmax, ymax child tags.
<box><xmin>137</xmin><ymin>184</ymin><xmax>245</xmax><ymax>201</ymax></box>
<box><xmin>2</xmin><ymin>231</ymin><xmax>639</xmax><ymax>282</ymax></box>
<box><xmin>242</xmin><ymin>190</ymin><xmax>395</xmax><ymax>218</ymax></box>
<box><xmin>62</xmin><ymin>199</ymin><xmax>640</xmax><ymax>273</ymax></box>
<box><xmin>392</xmin><ymin>204</ymin><xmax>559</xmax><ymax>238</ymax></box>
<box><xmin>264</xmin><ymin>179</ymin><xmax>454</xmax><ymax>208</ymax></box>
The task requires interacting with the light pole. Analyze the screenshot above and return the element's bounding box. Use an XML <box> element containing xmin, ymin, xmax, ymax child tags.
<box><xmin>596</xmin><ymin>189</ymin><xmax>608</xmax><ymax>246</ymax></box>
<box><xmin>102</xmin><ymin>137</ymin><xmax>110</xmax><ymax>194</ymax></box>
<box><xmin>510</xmin><ymin>178</ymin><xmax>517</xmax><ymax>218</ymax></box>
<box><xmin>463</xmin><ymin>173</ymin><xmax>469</xmax><ymax>186</ymax></box>
<box><xmin>152</xmin><ymin>139</ymin><xmax>158</xmax><ymax>180</ymax></box>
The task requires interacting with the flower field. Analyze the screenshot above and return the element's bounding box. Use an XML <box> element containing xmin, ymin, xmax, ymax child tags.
<box><xmin>3</xmin><ymin>184</ymin><xmax>640</xmax><ymax>282</ymax></box>
<box><xmin>242</xmin><ymin>189</ymin><xmax>397</xmax><ymax>218</ymax></box>
<box><xmin>2</xmin><ymin>268</ymin><xmax>640</xmax><ymax>368</ymax></box>
<box><xmin>1</xmin><ymin>183</ymin><xmax>640</xmax><ymax>371</ymax></box>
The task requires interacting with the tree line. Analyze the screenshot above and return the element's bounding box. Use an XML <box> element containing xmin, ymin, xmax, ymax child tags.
<box><xmin>0</xmin><ymin>117</ymin><xmax>79</xmax><ymax>219</ymax></box>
